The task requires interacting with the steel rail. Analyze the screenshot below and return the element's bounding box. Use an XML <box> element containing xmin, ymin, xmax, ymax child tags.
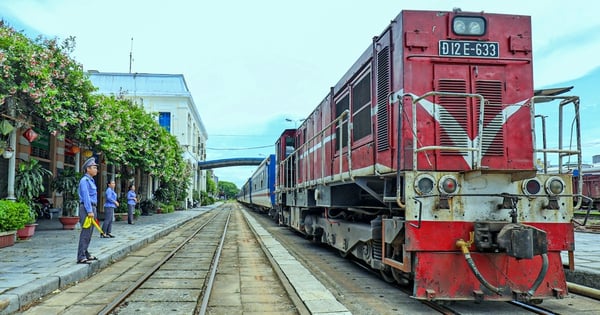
<box><xmin>196</xmin><ymin>209</ymin><xmax>232</xmax><ymax>315</ymax></box>
<box><xmin>97</xmin><ymin>209</ymin><xmax>227</xmax><ymax>315</ymax></box>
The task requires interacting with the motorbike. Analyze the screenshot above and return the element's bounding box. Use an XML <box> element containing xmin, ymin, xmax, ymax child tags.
<box><xmin>33</xmin><ymin>196</ymin><xmax>52</xmax><ymax>219</ymax></box>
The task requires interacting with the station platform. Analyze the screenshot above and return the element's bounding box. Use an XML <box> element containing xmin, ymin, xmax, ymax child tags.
<box><xmin>0</xmin><ymin>205</ymin><xmax>217</xmax><ymax>314</ymax></box>
<box><xmin>0</xmin><ymin>205</ymin><xmax>599</xmax><ymax>314</ymax></box>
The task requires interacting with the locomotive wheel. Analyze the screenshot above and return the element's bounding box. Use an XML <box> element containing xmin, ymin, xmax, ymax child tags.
<box><xmin>380</xmin><ymin>268</ymin><xmax>395</xmax><ymax>283</ymax></box>
<box><xmin>392</xmin><ymin>268</ymin><xmax>409</xmax><ymax>285</ymax></box>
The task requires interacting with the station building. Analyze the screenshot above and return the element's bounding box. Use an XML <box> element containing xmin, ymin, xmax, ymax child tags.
<box><xmin>87</xmin><ymin>71</ymin><xmax>208</xmax><ymax>206</ymax></box>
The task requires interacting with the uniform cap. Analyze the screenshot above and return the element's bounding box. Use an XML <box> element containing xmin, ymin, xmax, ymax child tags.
<box><xmin>82</xmin><ymin>157</ymin><xmax>98</xmax><ymax>170</ymax></box>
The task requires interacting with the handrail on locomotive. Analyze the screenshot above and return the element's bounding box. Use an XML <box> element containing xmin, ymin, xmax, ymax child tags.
<box><xmin>531</xmin><ymin>95</ymin><xmax>584</xmax><ymax>210</ymax></box>
<box><xmin>278</xmin><ymin>109</ymin><xmax>352</xmax><ymax>192</ymax></box>
<box><xmin>388</xmin><ymin>90</ymin><xmax>585</xmax><ymax>211</ymax></box>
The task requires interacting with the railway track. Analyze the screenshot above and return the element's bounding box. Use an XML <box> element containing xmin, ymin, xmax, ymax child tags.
<box><xmin>19</xmin><ymin>203</ymin><xmax>600</xmax><ymax>314</ymax></box>
<box><xmin>19</xmin><ymin>203</ymin><xmax>298</xmax><ymax>314</ymax></box>
<box><xmin>243</xmin><ymin>205</ymin><xmax>600</xmax><ymax>315</ymax></box>
<box><xmin>100</xmin><ymin>206</ymin><xmax>231</xmax><ymax>314</ymax></box>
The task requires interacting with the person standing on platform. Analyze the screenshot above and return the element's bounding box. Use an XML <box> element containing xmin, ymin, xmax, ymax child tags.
<box><xmin>126</xmin><ymin>184</ymin><xmax>138</xmax><ymax>224</ymax></box>
<box><xmin>101</xmin><ymin>180</ymin><xmax>119</xmax><ymax>238</ymax></box>
<box><xmin>77</xmin><ymin>157</ymin><xmax>99</xmax><ymax>264</ymax></box>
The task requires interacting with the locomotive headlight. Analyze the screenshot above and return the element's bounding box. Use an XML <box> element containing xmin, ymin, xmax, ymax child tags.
<box><xmin>453</xmin><ymin>19</ymin><xmax>466</xmax><ymax>34</ymax></box>
<box><xmin>522</xmin><ymin>178</ymin><xmax>542</xmax><ymax>196</ymax></box>
<box><xmin>545</xmin><ymin>177</ymin><xmax>565</xmax><ymax>196</ymax></box>
<box><xmin>452</xmin><ymin>16</ymin><xmax>486</xmax><ymax>36</ymax></box>
<box><xmin>415</xmin><ymin>174</ymin><xmax>435</xmax><ymax>195</ymax></box>
<box><xmin>439</xmin><ymin>175</ymin><xmax>459</xmax><ymax>195</ymax></box>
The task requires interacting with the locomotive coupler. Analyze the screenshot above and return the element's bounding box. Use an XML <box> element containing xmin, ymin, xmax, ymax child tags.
<box><xmin>496</xmin><ymin>223</ymin><xmax>548</xmax><ymax>259</ymax></box>
<box><xmin>458</xmin><ymin>223</ymin><xmax>549</xmax><ymax>298</ymax></box>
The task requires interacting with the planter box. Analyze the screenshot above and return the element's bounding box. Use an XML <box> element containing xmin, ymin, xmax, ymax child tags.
<box><xmin>0</xmin><ymin>230</ymin><xmax>16</xmax><ymax>248</ymax></box>
<box><xmin>59</xmin><ymin>216</ymin><xmax>80</xmax><ymax>230</ymax></box>
<box><xmin>17</xmin><ymin>223</ymin><xmax>38</xmax><ymax>240</ymax></box>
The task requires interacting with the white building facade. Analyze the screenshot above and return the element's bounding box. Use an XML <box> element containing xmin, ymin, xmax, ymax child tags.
<box><xmin>88</xmin><ymin>72</ymin><xmax>207</xmax><ymax>205</ymax></box>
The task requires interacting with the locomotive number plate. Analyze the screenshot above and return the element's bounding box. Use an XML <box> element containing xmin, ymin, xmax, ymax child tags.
<box><xmin>439</xmin><ymin>40</ymin><xmax>499</xmax><ymax>58</ymax></box>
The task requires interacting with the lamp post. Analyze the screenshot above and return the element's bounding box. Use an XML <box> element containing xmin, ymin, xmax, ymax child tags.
<box><xmin>285</xmin><ymin>118</ymin><xmax>305</xmax><ymax>128</ymax></box>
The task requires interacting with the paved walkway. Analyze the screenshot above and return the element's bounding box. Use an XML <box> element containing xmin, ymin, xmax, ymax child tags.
<box><xmin>0</xmin><ymin>204</ymin><xmax>219</xmax><ymax>314</ymax></box>
<box><xmin>1</xmin><ymin>205</ymin><xmax>599</xmax><ymax>314</ymax></box>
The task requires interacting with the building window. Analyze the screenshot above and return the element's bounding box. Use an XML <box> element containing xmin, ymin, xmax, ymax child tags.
<box><xmin>159</xmin><ymin>112</ymin><xmax>171</xmax><ymax>132</ymax></box>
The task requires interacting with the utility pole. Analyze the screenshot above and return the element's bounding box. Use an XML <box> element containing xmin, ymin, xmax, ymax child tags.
<box><xmin>129</xmin><ymin>37</ymin><xmax>133</xmax><ymax>73</ymax></box>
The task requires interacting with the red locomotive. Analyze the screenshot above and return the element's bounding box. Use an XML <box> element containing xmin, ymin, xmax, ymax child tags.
<box><xmin>265</xmin><ymin>9</ymin><xmax>583</xmax><ymax>302</ymax></box>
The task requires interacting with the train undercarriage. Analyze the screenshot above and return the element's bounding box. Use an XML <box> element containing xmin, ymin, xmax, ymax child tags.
<box><xmin>277</xmin><ymin>175</ymin><xmax>570</xmax><ymax>302</ymax></box>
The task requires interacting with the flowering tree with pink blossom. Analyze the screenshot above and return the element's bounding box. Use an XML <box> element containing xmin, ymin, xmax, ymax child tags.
<box><xmin>0</xmin><ymin>21</ymin><xmax>189</xmax><ymax>196</ymax></box>
<box><xmin>0</xmin><ymin>22</ymin><xmax>96</xmax><ymax>138</ymax></box>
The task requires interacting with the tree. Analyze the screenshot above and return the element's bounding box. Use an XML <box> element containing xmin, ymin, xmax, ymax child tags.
<box><xmin>206</xmin><ymin>177</ymin><xmax>217</xmax><ymax>196</ymax></box>
<box><xmin>217</xmin><ymin>181</ymin><xmax>239</xmax><ymax>199</ymax></box>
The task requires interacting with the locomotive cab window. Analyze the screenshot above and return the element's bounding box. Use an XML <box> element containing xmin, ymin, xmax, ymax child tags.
<box><xmin>452</xmin><ymin>16</ymin><xmax>486</xmax><ymax>36</ymax></box>
<box><xmin>352</xmin><ymin>73</ymin><xmax>372</xmax><ymax>141</ymax></box>
<box><xmin>335</xmin><ymin>94</ymin><xmax>350</xmax><ymax>149</ymax></box>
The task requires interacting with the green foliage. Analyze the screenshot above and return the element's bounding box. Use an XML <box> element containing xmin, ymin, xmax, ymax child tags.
<box><xmin>0</xmin><ymin>25</ymin><xmax>96</xmax><ymax>139</ymax></box>
<box><xmin>0</xmin><ymin>200</ymin><xmax>31</xmax><ymax>232</ymax></box>
<box><xmin>51</xmin><ymin>168</ymin><xmax>81</xmax><ymax>217</ymax></box>
<box><xmin>0</xmin><ymin>23</ymin><xmax>189</xmax><ymax>187</ymax></box>
<box><xmin>115</xmin><ymin>202</ymin><xmax>128</xmax><ymax>214</ymax></box>
<box><xmin>15</xmin><ymin>159</ymin><xmax>53</xmax><ymax>221</ymax></box>
<box><xmin>200</xmin><ymin>191</ymin><xmax>215</xmax><ymax>206</ymax></box>
<box><xmin>217</xmin><ymin>181</ymin><xmax>239</xmax><ymax>199</ymax></box>
<box><xmin>83</xmin><ymin>95</ymin><xmax>188</xmax><ymax>183</ymax></box>
<box><xmin>139</xmin><ymin>199</ymin><xmax>156</xmax><ymax>214</ymax></box>
<box><xmin>161</xmin><ymin>203</ymin><xmax>175</xmax><ymax>213</ymax></box>
<box><xmin>153</xmin><ymin>179</ymin><xmax>188</xmax><ymax>205</ymax></box>
<box><xmin>207</xmin><ymin>177</ymin><xmax>217</xmax><ymax>194</ymax></box>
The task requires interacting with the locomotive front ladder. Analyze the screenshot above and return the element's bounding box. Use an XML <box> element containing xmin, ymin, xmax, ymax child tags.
<box><xmin>531</xmin><ymin>94</ymin><xmax>583</xmax><ymax>209</ymax></box>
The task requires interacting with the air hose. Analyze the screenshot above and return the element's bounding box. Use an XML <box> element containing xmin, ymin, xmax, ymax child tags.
<box><xmin>456</xmin><ymin>233</ymin><xmax>549</xmax><ymax>298</ymax></box>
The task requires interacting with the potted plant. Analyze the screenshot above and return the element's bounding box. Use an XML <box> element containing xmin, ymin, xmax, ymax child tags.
<box><xmin>14</xmin><ymin>159</ymin><xmax>53</xmax><ymax>239</ymax></box>
<box><xmin>0</xmin><ymin>200</ymin><xmax>30</xmax><ymax>248</ymax></box>
<box><xmin>16</xmin><ymin>205</ymin><xmax>38</xmax><ymax>240</ymax></box>
<box><xmin>51</xmin><ymin>168</ymin><xmax>81</xmax><ymax>230</ymax></box>
<box><xmin>114</xmin><ymin>202</ymin><xmax>128</xmax><ymax>221</ymax></box>
<box><xmin>139</xmin><ymin>199</ymin><xmax>156</xmax><ymax>216</ymax></box>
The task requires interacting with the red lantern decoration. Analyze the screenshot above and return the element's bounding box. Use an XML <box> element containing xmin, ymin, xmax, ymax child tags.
<box><xmin>22</xmin><ymin>128</ymin><xmax>39</xmax><ymax>143</ymax></box>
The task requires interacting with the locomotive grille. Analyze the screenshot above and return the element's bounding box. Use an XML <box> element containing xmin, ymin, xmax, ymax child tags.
<box><xmin>476</xmin><ymin>80</ymin><xmax>504</xmax><ymax>156</ymax></box>
<box><xmin>437</xmin><ymin>79</ymin><xmax>468</xmax><ymax>156</ymax></box>
<box><xmin>376</xmin><ymin>46</ymin><xmax>390</xmax><ymax>152</ymax></box>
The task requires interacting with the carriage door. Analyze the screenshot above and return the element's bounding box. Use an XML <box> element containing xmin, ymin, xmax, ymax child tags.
<box><xmin>433</xmin><ymin>64</ymin><xmax>505</xmax><ymax>170</ymax></box>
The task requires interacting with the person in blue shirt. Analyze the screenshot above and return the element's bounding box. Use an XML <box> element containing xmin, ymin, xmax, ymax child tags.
<box><xmin>77</xmin><ymin>157</ymin><xmax>99</xmax><ymax>264</ymax></box>
<box><xmin>126</xmin><ymin>184</ymin><xmax>138</xmax><ymax>224</ymax></box>
<box><xmin>101</xmin><ymin>180</ymin><xmax>119</xmax><ymax>238</ymax></box>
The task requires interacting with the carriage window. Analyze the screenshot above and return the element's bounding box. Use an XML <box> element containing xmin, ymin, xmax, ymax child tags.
<box><xmin>352</xmin><ymin>74</ymin><xmax>372</xmax><ymax>141</ymax></box>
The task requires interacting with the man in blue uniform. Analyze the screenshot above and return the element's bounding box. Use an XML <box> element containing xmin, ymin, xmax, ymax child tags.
<box><xmin>77</xmin><ymin>157</ymin><xmax>99</xmax><ymax>264</ymax></box>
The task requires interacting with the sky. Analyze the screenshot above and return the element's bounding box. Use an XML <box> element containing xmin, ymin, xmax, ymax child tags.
<box><xmin>1</xmin><ymin>0</ymin><xmax>600</xmax><ymax>187</ymax></box>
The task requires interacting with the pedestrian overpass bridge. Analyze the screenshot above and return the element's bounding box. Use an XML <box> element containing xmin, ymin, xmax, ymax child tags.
<box><xmin>197</xmin><ymin>157</ymin><xmax>264</xmax><ymax>170</ymax></box>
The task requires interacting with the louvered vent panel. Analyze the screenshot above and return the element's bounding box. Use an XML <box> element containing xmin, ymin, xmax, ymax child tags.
<box><xmin>437</xmin><ymin>80</ymin><xmax>468</xmax><ymax>156</ymax></box>
<box><xmin>376</xmin><ymin>46</ymin><xmax>390</xmax><ymax>151</ymax></box>
<box><xmin>476</xmin><ymin>81</ymin><xmax>504</xmax><ymax>155</ymax></box>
